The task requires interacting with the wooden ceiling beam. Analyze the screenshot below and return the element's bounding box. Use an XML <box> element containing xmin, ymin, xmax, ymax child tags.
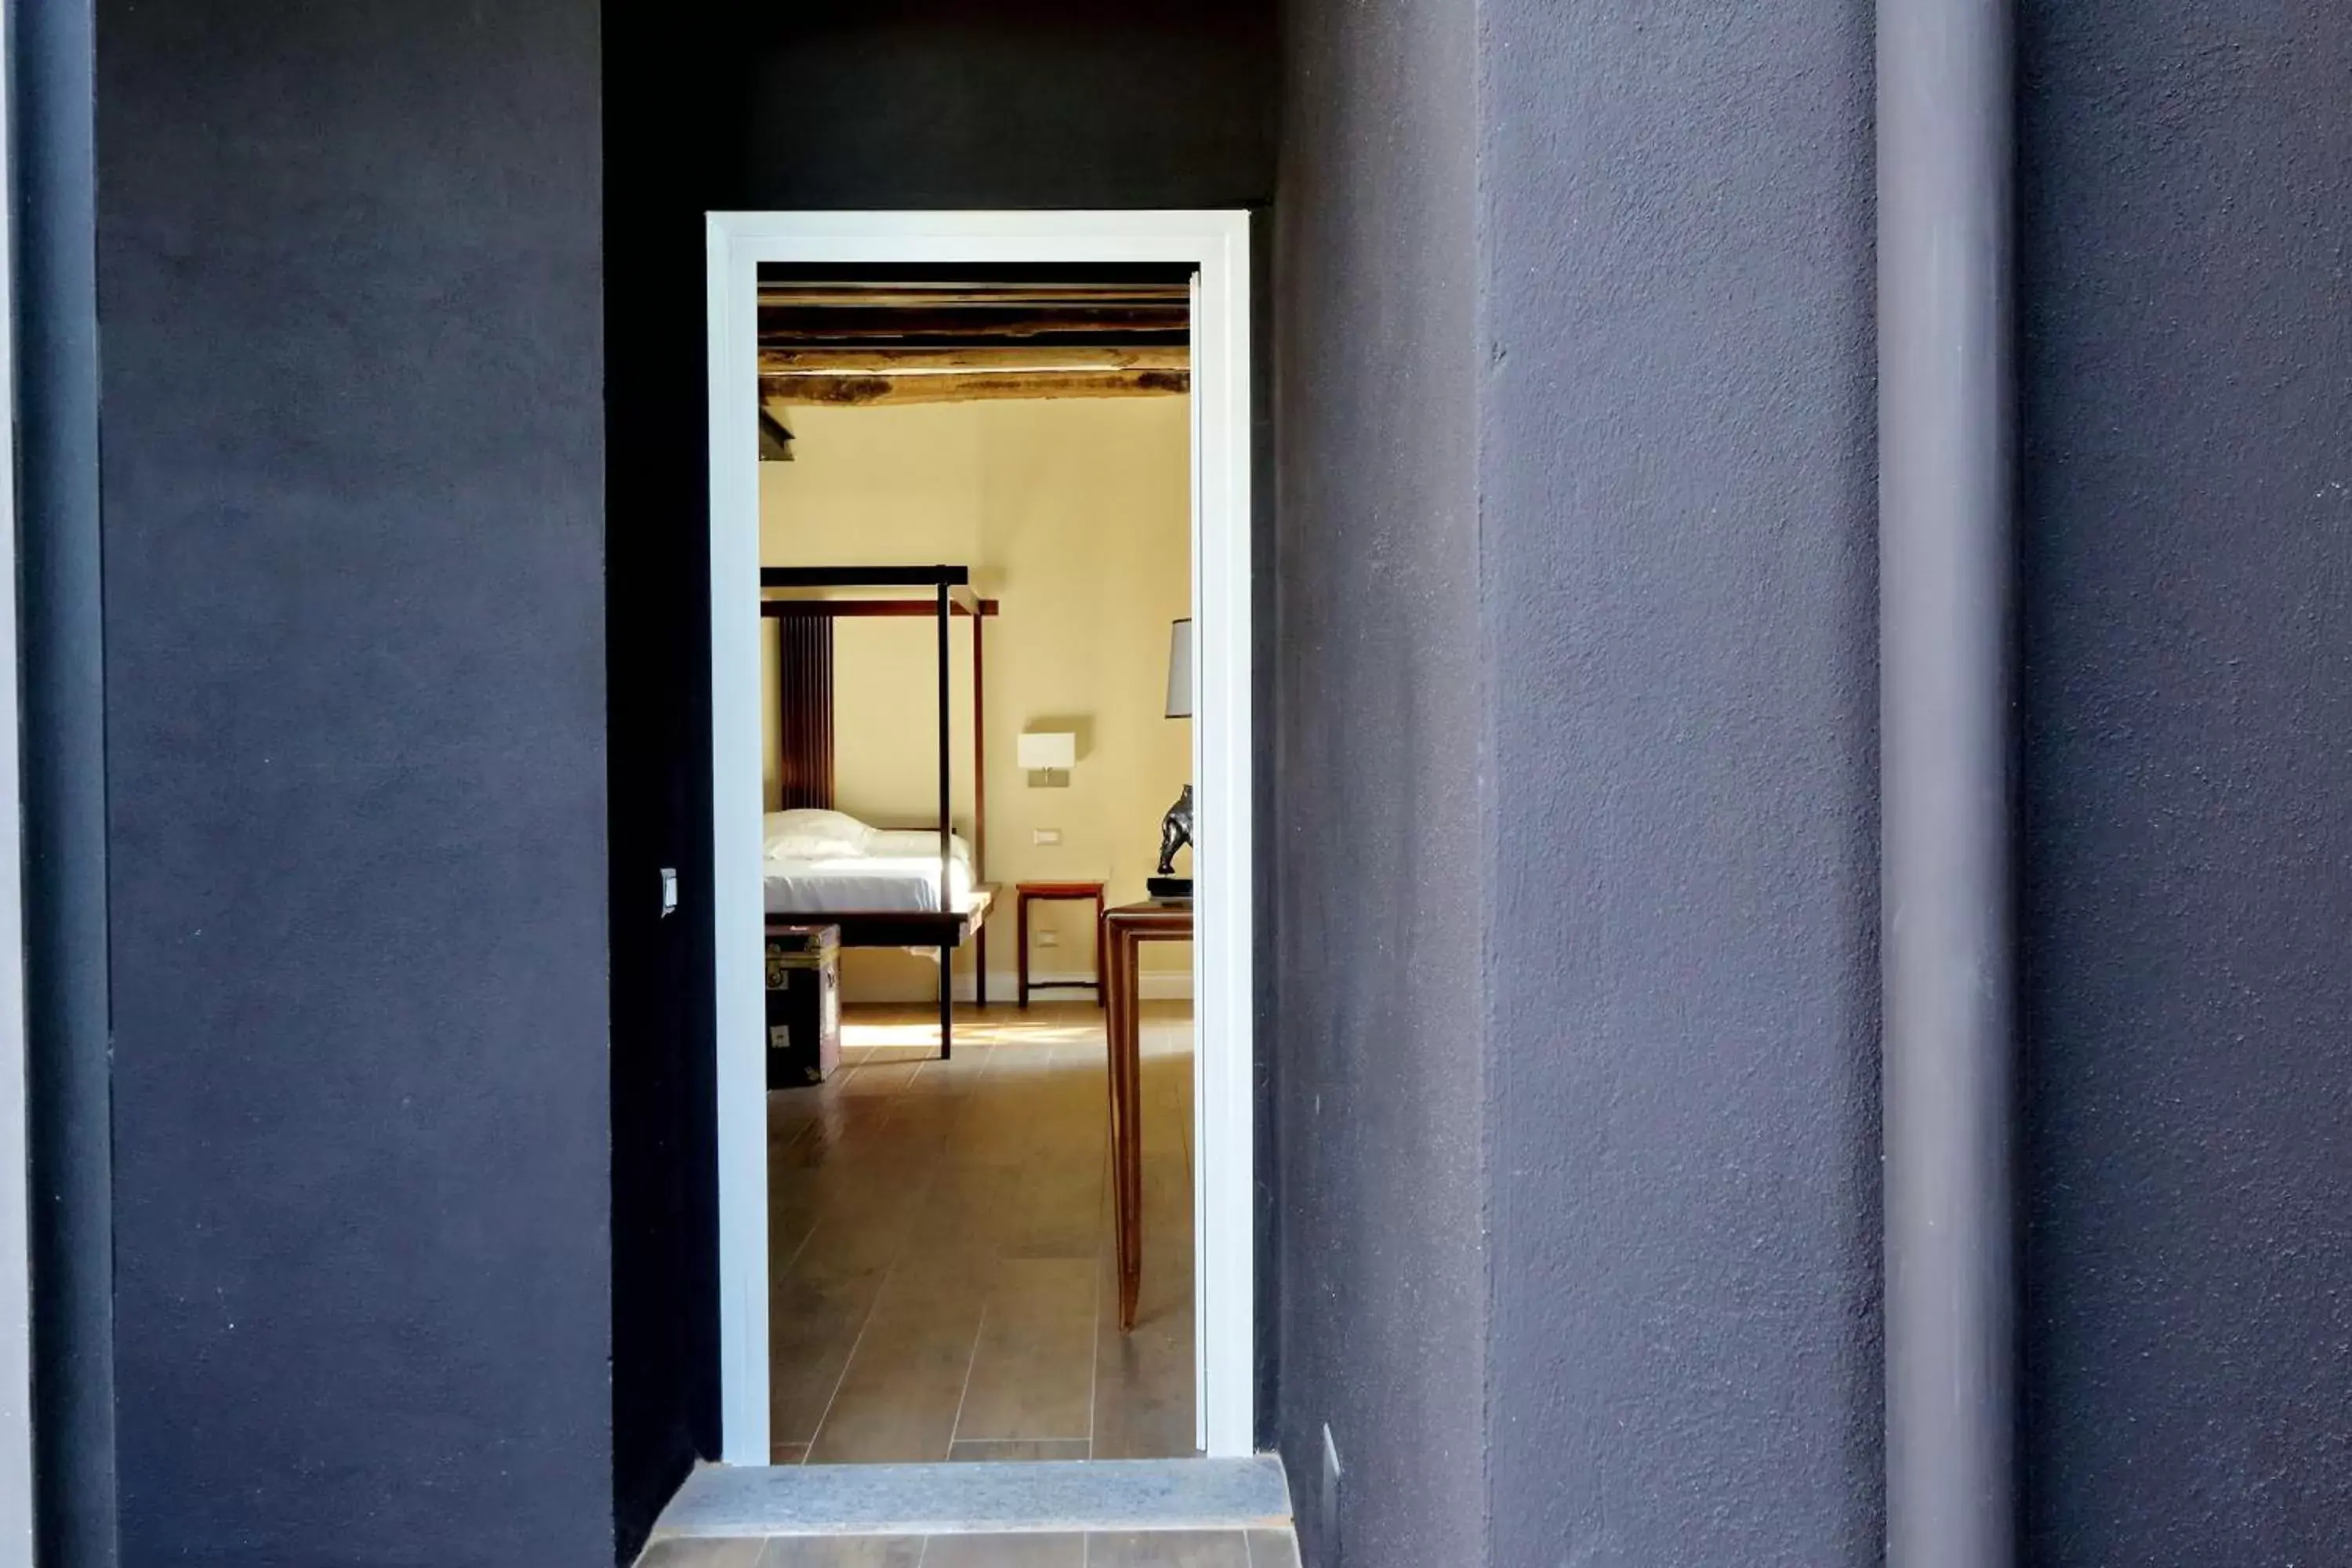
<box><xmin>762</xmin><ymin>367</ymin><xmax>1189</xmax><ymax>406</ymax></box>
<box><xmin>758</xmin><ymin>314</ymin><xmax>1186</xmax><ymax>347</ymax></box>
<box><xmin>753</xmin><ymin>279</ymin><xmax>1194</xmax><ymax>403</ymax></box>
<box><xmin>760</xmin><ymin>344</ymin><xmax>1188</xmax><ymax>376</ymax></box>
<box><xmin>757</xmin><ymin>284</ymin><xmax>1189</xmax><ymax>310</ymax></box>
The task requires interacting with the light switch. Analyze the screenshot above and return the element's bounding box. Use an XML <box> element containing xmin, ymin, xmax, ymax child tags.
<box><xmin>659</xmin><ymin>867</ymin><xmax>678</xmax><ymax>916</ymax></box>
<box><xmin>1032</xmin><ymin>827</ymin><xmax>1062</xmax><ymax>846</ymax></box>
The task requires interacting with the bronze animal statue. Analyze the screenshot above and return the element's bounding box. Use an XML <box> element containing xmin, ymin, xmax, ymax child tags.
<box><xmin>1156</xmin><ymin>783</ymin><xmax>1193</xmax><ymax>877</ymax></box>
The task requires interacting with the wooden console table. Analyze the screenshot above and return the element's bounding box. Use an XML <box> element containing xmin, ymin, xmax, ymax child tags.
<box><xmin>1101</xmin><ymin>898</ymin><xmax>1193</xmax><ymax>1331</ymax></box>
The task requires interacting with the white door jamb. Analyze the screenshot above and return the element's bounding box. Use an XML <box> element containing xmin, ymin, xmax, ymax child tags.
<box><xmin>704</xmin><ymin>209</ymin><xmax>1256</xmax><ymax>1462</ymax></box>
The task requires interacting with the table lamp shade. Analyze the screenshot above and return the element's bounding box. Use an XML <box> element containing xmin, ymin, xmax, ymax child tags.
<box><xmin>1165</xmin><ymin>619</ymin><xmax>1193</xmax><ymax>719</ymax></box>
<box><xmin>1017</xmin><ymin>731</ymin><xmax>1076</xmax><ymax>771</ymax></box>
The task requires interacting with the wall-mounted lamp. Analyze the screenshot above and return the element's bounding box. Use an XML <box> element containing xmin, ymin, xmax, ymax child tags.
<box><xmin>1018</xmin><ymin>730</ymin><xmax>1077</xmax><ymax>786</ymax></box>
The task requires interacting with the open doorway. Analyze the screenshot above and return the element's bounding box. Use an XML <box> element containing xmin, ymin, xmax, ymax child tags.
<box><xmin>705</xmin><ymin>213</ymin><xmax>1254</xmax><ymax>1468</ymax></box>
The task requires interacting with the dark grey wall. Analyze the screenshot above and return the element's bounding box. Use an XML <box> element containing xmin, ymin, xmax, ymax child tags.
<box><xmin>1476</xmin><ymin>0</ymin><xmax>1882</xmax><ymax>1561</ymax></box>
<box><xmin>2018</xmin><ymin>5</ymin><xmax>2352</xmax><ymax>1562</ymax></box>
<box><xmin>728</xmin><ymin>0</ymin><xmax>1276</xmax><ymax>212</ymax></box>
<box><xmin>602</xmin><ymin>2</ymin><xmax>1279</xmax><ymax>1555</ymax></box>
<box><xmin>1272</xmin><ymin>2</ymin><xmax>1489</xmax><ymax>1564</ymax></box>
<box><xmin>94</xmin><ymin>2</ymin><xmax>612</xmax><ymax>1563</ymax></box>
<box><xmin>607</xmin><ymin>0</ymin><xmax>728</xmax><ymax>1551</ymax></box>
<box><xmin>1276</xmin><ymin>1</ymin><xmax>1879</xmax><ymax>1563</ymax></box>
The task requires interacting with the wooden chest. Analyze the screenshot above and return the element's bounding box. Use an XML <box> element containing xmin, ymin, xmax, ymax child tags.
<box><xmin>764</xmin><ymin>924</ymin><xmax>840</xmax><ymax>1088</ymax></box>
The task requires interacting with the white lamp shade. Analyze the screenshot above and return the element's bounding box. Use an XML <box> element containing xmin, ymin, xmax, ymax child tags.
<box><xmin>1165</xmin><ymin>619</ymin><xmax>1194</xmax><ymax>719</ymax></box>
<box><xmin>1018</xmin><ymin>731</ymin><xmax>1076</xmax><ymax>771</ymax></box>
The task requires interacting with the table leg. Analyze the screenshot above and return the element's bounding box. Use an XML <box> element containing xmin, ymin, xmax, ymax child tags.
<box><xmin>1094</xmin><ymin>894</ymin><xmax>1107</xmax><ymax>1007</ymax></box>
<box><xmin>1102</xmin><ymin>923</ymin><xmax>1128</xmax><ymax>1323</ymax></box>
<box><xmin>938</xmin><ymin>943</ymin><xmax>953</xmax><ymax>1060</ymax></box>
<box><xmin>975</xmin><ymin>924</ymin><xmax>989</xmax><ymax>1010</ymax></box>
<box><xmin>1018</xmin><ymin>893</ymin><xmax>1032</xmax><ymax>1009</ymax></box>
<box><xmin>1112</xmin><ymin>927</ymin><xmax>1144</xmax><ymax>1331</ymax></box>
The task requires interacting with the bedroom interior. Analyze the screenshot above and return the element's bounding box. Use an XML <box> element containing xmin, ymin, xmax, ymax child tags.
<box><xmin>753</xmin><ymin>269</ymin><xmax>1203</xmax><ymax>1465</ymax></box>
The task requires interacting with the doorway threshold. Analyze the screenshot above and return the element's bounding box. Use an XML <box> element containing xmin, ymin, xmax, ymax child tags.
<box><xmin>648</xmin><ymin>1456</ymin><xmax>1290</xmax><ymax>1541</ymax></box>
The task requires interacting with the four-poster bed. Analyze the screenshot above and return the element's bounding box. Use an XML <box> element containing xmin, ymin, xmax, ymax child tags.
<box><xmin>760</xmin><ymin>564</ymin><xmax>999</xmax><ymax>1057</ymax></box>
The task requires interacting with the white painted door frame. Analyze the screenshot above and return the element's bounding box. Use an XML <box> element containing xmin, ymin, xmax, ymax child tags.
<box><xmin>705</xmin><ymin>209</ymin><xmax>1256</xmax><ymax>1462</ymax></box>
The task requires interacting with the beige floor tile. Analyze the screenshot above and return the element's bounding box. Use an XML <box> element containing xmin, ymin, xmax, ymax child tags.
<box><xmin>895</xmin><ymin>1192</ymin><xmax>1020</xmax><ymax>1272</ymax></box>
<box><xmin>1003</xmin><ymin>1157</ymin><xmax>1108</xmax><ymax>1261</ymax></box>
<box><xmin>919</xmin><ymin>1533</ymin><xmax>1088</xmax><ymax>1566</ymax></box>
<box><xmin>1123</xmin><ymin>1155</ymin><xmax>1196</xmax><ymax>1330</ymax></box>
<box><xmin>954</xmin><ymin>1258</ymin><xmax>1099</xmax><ymax>1442</ymax></box>
<box><xmin>776</xmin><ymin>1002</ymin><xmax>1197</xmax><ymax>1465</ymax></box>
<box><xmin>1243</xmin><ymin>1532</ymin><xmax>1301</xmax><ymax>1568</ymax></box>
<box><xmin>947</xmin><ymin>1439</ymin><xmax>1093</xmax><ymax>1461</ymax></box>
<box><xmin>771</xmin><ymin>1101</ymin><xmax>822</xmax><ymax>1152</ymax></box>
<box><xmin>909</xmin><ymin>1051</ymin><xmax>1002</xmax><ymax>1095</ymax></box>
<box><xmin>770</xmin><ymin>1270</ymin><xmax>888</xmax><ymax>1446</ymax></box>
<box><xmin>1090</xmin><ymin>1296</ymin><xmax>1196</xmax><ymax>1460</ymax></box>
<box><xmin>840</xmin><ymin>1058</ymin><xmax>927</xmax><ymax>1098</ymax></box>
<box><xmin>1082</xmin><ymin>1532</ymin><xmax>1249</xmax><ymax>1567</ymax></box>
<box><xmin>1091</xmin><ymin>1181</ymin><xmax>1196</xmax><ymax>1463</ymax></box>
<box><xmin>807</xmin><ymin>1265</ymin><xmax>987</xmax><ymax>1464</ymax></box>
<box><xmin>757</xmin><ymin>1538</ymin><xmax>925</xmax><ymax>1567</ymax></box>
<box><xmin>790</xmin><ymin>1183</ymin><xmax>930</xmax><ymax>1287</ymax></box>
<box><xmin>864</xmin><ymin>1041</ymin><xmax>946</xmax><ymax>1065</ymax></box>
<box><xmin>775</xmin><ymin>1098</ymin><xmax>913</xmax><ymax>1178</ymax></box>
<box><xmin>637</xmin><ymin>1540</ymin><xmax>765</xmax><ymax>1568</ymax></box>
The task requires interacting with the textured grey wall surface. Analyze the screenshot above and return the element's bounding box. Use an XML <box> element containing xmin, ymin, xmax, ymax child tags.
<box><xmin>1273</xmin><ymin>2</ymin><xmax>1490</xmax><ymax>1565</ymax></box>
<box><xmin>89</xmin><ymin>1</ymin><xmax>2352</xmax><ymax>1563</ymax></box>
<box><xmin>95</xmin><ymin>2</ymin><xmax>612</xmax><ymax>1563</ymax></box>
<box><xmin>1277</xmin><ymin>1</ymin><xmax>1880</xmax><ymax>1563</ymax></box>
<box><xmin>1479</xmin><ymin>2</ymin><xmax>1881</xmax><ymax>1564</ymax></box>
<box><xmin>2018</xmin><ymin>5</ymin><xmax>2352</xmax><ymax>1561</ymax></box>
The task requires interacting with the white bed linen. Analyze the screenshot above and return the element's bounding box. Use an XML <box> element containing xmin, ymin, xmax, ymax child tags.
<box><xmin>763</xmin><ymin>829</ymin><xmax>975</xmax><ymax>914</ymax></box>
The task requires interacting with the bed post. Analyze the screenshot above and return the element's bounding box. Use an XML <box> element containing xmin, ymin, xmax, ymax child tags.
<box><xmin>971</xmin><ymin>608</ymin><xmax>988</xmax><ymax>1009</ymax></box>
<box><xmin>759</xmin><ymin>564</ymin><xmax>983</xmax><ymax>1058</ymax></box>
<box><xmin>936</xmin><ymin>575</ymin><xmax>953</xmax><ymax>1060</ymax></box>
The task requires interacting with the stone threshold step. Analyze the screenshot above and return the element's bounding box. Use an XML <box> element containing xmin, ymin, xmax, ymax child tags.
<box><xmin>651</xmin><ymin>1457</ymin><xmax>1292</xmax><ymax>1540</ymax></box>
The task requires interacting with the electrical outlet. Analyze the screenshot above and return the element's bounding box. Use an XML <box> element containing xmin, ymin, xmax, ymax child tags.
<box><xmin>659</xmin><ymin>867</ymin><xmax>678</xmax><ymax>916</ymax></box>
<box><xmin>1032</xmin><ymin>827</ymin><xmax>1062</xmax><ymax>845</ymax></box>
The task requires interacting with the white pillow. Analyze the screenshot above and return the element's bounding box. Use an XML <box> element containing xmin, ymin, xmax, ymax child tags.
<box><xmin>764</xmin><ymin>808</ymin><xmax>870</xmax><ymax>858</ymax></box>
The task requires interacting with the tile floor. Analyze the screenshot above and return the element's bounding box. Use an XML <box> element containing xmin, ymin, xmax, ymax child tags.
<box><xmin>768</xmin><ymin>1000</ymin><xmax>1199</xmax><ymax>1465</ymax></box>
<box><xmin>639</xmin><ymin>1530</ymin><xmax>1299</xmax><ymax>1566</ymax></box>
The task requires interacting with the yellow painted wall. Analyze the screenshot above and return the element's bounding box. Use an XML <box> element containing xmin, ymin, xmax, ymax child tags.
<box><xmin>759</xmin><ymin>397</ymin><xmax>1192</xmax><ymax>999</ymax></box>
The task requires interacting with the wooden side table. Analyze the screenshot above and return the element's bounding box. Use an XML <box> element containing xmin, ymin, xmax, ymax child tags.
<box><xmin>1101</xmin><ymin>898</ymin><xmax>1192</xmax><ymax>1331</ymax></box>
<box><xmin>1016</xmin><ymin>880</ymin><xmax>1107</xmax><ymax>1008</ymax></box>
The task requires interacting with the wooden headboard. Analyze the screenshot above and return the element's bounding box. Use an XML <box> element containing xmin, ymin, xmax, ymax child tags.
<box><xmin>773</xmin><ymin>613</ymin><xmax>834</xmax><ymax>810</ymax></box>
